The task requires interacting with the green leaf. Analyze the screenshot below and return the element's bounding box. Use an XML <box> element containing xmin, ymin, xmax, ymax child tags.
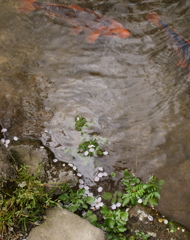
<box><xmin>107</xmin><ymin>219</ymin><xmax>115</xmax><ymax>229</ymax></box>
<box><xmin>148</xmin><ymin>198</ymin><xmax>158</xmax><ymax>206</ymax></box>
<box><xmin>102</xmin><ymin>192</ymin><xmax>112</xmax><ymax>200</ymax></box>
<box><xmin>159</xmin><ymin>179</ymin><xmax>165</xmax><ymax>186</ymax></box>
<box><xmin>87</xmin><ymin>214</ymin><xmax>98</xmax><ymax>223</ymax></box>
<box><xmin>120</xmin><ymin>212</ymin><xmax>128</xmax><ymax>220</ymax></box>
<box><xmin>85</xmin><ymin>196</ymin><xmax>96</xmax><ymax>204</ymax></box>
<box><xmin>122</xmin><ymin>196</ymin><xmax>130</xmax><ymax>206</ymax></box>
<box><xmin>124</xmin><ymin>169</ymin><xmax>131</xmax><ymax>177</ymax></box>
<box><xmin>118</xmin><ymin>226</ymin><xmax>127</xmax><ymax>232</ymax></box>
<box><xmin>77</xmin><ymin>188</ymin><xmax>85</xmax><ymax>195</ymax></box>
<box><xmin>110</xmin><ymin>172</ymin><xmax>116</xmax><ymax>178</ymax></box>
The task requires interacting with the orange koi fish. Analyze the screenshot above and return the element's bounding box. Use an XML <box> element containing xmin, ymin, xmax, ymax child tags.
<box><xmin>147</xmin><ymin>11</ymin><xmax>190</xmax><ymax>80</ymax></box>
<box><xmin>18</xmin><ymin>0</ymin><xmax>130</xmax><ymax>43</ymax></box>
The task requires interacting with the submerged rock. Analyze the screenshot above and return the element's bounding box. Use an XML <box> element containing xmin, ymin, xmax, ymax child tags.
<box><xmin>27</xmin><ymin>207</ymin><xmax>106</xmax><ymax>240</ymax></box>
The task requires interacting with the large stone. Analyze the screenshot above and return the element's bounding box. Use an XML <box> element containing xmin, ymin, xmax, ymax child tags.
<box><xmin>27</xmin><ymin>207</ymin><xmax>106</xmax><ymax>240</ymax></box>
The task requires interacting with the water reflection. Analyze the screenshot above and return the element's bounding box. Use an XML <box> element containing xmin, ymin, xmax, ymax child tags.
<box><xmin>1</xmin><ymin>0</ymin><xmax>190</xmax><ymax>229</ymax></box>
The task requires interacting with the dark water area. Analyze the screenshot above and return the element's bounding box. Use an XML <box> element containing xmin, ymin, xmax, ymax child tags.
<box><xmin>1</xmin><ymin>0</ymin><xmax>190</xmax><ymax>229</ymax></box>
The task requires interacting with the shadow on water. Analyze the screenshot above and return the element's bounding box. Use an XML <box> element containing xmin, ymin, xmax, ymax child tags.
<box><xmin>1</xmin><ymin>0</ymin><xmax>190</xmax><ymax>229</ymax></box>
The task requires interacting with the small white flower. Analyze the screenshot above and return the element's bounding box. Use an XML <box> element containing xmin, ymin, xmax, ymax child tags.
<box><xmin>98</xmin><ymin>172</ymin><xmax>103</xmax><ymax>178</ymax></box>
<box><xmin>98</xmin><ymin>167</ymin><xmax>103</xmax><ymax>172</ymax></box>
<box><xmin>1</xmin><ymin>138</ymin><xmax>5</xmax><ymax>144</ymax></box>
<box><xmin>103</xmin><ymin>151</ymin><xmax>108</xmax><ymax>155</ymax></box>
<box><xmin>94</xmin><ymin>176</ymin><xmax>100</xmax><ymax>182</ymax></box>
<box><xmin>102</xmin><ymin>172</ymin><xmax>108</xmax><ymax>177</ymax></box>
<box><xmin>116</xmin><ymin>202</ymin><xmax>121</xmax><ymax>208</ymax></box>
<box><xmin>182</xmin><ymin>229</ymin><xmax>185</xmax><ymax>232</ymax></box>
<box><xmin>13</xmin><ymin>136</ymin><xmax>18</xmax><ymax>141</ymax></box>
<box><xmin>73</xmin><ymin>166</ymin><xmax>77</xmax><ymax>171</ymax></box>
<box><xmin>97</xmin><ymin>186</ymin><xmax>103</xmax><ymax>192</ymax></box>
<box><xmin>111</xmin><ymin>204</ymin><xmax>117</xmax><ymax>210</ymax></box>
<box><xmin>91</xmin><ymin>197</ymin><xmax>103</xmax><ymax>210</ymax></box>
<box><xmin>53</xmin><ymin>159</ymin><xmax>58</xmax><ymax>162</ymax></box>
<box><xmin>68</xmin><ymin>163</ymin><xmax>74</xmax><ymax>167</ymax></box>
<box><xmin>89</xmin><ymin>148</ymin><xmax>95</xmax><ymax>152</ymax></box>
<box><xmin>5</xmin><ymin>139</ymin><xmax>10</xmax><ymax>145</ymax></box>
<box><xmin>40</xmin><ymin>146</ymin><xmax>44</xmax><ymax>149</ymax></box>
<box><xmin>87</xmin><ymin>192</ymin><xmax>94</xmax><ymax>197</ymax></box>
<box><xmin>62</xmin><ymin>163</ymin><xmax>66</xmax><ymax>167</ymax></box>
<box><xmin>79</xmin><ymin>179</ymin><xmax>84</xmax><ymax>184</ymax></box>
<box><xmin>76</xmin><ymin>117</ymin><xmax>80</xmax><ymax>121</ymax></box>
<box><xmin>148</xmin><ymin>215</ymin><xmax>154</xmax><ymax>221</ymax></box>
<box><xmin>84</xmin><ymin>189</ymin><xmax>90</xmax><ymax>195</ymax></box>
<box><xmin>84</xmin><ymin>185</ymin><xmax>89</xmax><ymax>190</ymax></box>
<box><xmin>138</xmin><ymin>198</ymin><xmax>143</xmax><ymax>204</ymax></box>
<box><xmin>88</xmin><ymin>145</ymin><xmax>95</xmax><ymax>148</ymax></box>
<box><xmin>163</xmin><ymin>219</ymin><xmax>168</xmax><ymax>224</ymax></box>
<box><xmin>84</xmin><ymin>151</ymin><xmax>89</xmax><ymax>156</ymax></box>
<box><xmin>1</xmin><ymin>128</ymin><xmax>7</xmax><ymax>133</ymax></box>
<box><xmin>18</xmin><ymin>181</ymin><xmax>27</xmax><ymax>188</ymax></box>
<box><xmin>77</xmin><ymin>173</ymin><xmax>82</xmax><ymax>177</ymax></box>
<box><xmin>125</xmin><ymin>208</ymin><xmax>130</xmax><ymax>212</ymax></box>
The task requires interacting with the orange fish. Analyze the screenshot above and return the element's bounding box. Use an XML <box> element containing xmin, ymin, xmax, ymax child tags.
<box><xmin>18</xmin><ymin>0</ymin><xmax>130</xmax><ymax>43</ymax></box>
<box><xmin>147</xmin><ymin>11</ymin><xmax>190</xmax><ymax>81</ymax></box>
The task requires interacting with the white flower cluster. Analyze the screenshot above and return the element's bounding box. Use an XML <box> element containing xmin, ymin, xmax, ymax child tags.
<box><xmin>1</xmin><ymin>128</ymin><xmax>18</xmax><ymax>148</ymax></box>
<box><xmin>94</xmin><ymin>167</ymin><xmax>108</xmax><ymax>182</ymax></box>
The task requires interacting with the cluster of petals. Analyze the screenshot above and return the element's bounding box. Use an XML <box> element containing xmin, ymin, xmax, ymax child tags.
<box><xmin>91</xmin><ymin>197</ymin><xmax>104</xmax><ymax>210</ymax></box>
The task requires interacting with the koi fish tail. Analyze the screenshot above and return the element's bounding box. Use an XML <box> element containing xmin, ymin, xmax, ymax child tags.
<box><xmin>18</xmin><ymin>0</ymin><xmax>36</xmax><ymax>13</ymax></box>
<box><xmin>146</xmin><ymin>12</ymin><xmax>162</xmax><ymax>27</ymax></box>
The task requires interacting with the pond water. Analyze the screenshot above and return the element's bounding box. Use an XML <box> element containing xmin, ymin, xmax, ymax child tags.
<box><xmin>1</xmin><ymin>0</ymin><xmax>190</xmax><ymax>229</ymax></box>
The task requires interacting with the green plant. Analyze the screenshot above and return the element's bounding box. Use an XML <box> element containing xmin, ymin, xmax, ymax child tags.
<box><xmin>75</xmin><ymin>116</ymin><xmax>87</xmax><ymax>131</ymax></box>
<box><xmin>0</xmin><ymin>165</ymin><xmax>58</xmax><ymax>236</ymax></box>
<box><xmin>58</xmin><ymin>185</ymin><xmax>95</xmax><ymax>213</ymax></box>
<box><xmin>78</xmin><ymin>139</ymin><xmax>103</xmax><ymax>157</ymax></box>
<box><xmin>168</xmin><ymin>221</ymin><xmax>178</xmax><ymax>233</ymax></box>
<box><xmin>130</xmin><ymin>231</ymin><xmax>150</xmax><ymax>240</ymax></box>
<box><xmin>122</xmin><ymin>170</ymin><xmax>164</xmax><ymax>207</ymax></box>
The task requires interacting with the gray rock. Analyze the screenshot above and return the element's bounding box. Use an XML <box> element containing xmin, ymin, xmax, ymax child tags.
<box><xmin>27</xmin><ymin>207</ymin><xmax>107</xmax><ymax>240</ymax></box>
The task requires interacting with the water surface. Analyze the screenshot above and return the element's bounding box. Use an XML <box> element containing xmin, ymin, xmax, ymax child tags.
<box><xmin>1</xmin><ymin>0</ymin><xmax>190</xmax><ymax>229</ymax></box>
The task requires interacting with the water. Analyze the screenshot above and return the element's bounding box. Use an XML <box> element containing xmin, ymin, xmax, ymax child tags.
<box><xmin>1</xmin><ymin>0</ymin><xmax>190</xmax><ymax>229</ymax></box>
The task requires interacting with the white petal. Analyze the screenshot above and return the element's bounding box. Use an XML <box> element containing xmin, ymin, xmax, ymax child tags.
<box><xmin>164</xmin><ymin>219</ymin><xmax>168</xmax><ymax>224</ymax></box>
<box><xmin>13</xmin><ymin>136</ymin><xmax>18</xmax><ymax>141</ymax></box>
<box><xmin>111</xmin><ymin>204</ymin><xmax>116</xmax><ymax>210</ymax></box>
<box><xmin>89</xmin><ymin>148</ymin><xmax>95</xmax><ymax>152</ymax></box>
<box><xmin>116</xmin><ymin>202</ymin><xmax>121</xmax><ymax>208</ymax></box>
<box><xmin>97</xmin><ymin>186</ymin><xmax>103</xmax><ymax>192</ymax></box>
<box><xmin>73</xmin><ymin>166</ymin><xmax>77</xmax><ymax>171</ymax></box>
<box><xmin>102</xmin><ymin>172</ymin><xmax>108</xmax><ymax>177</ymax></box>
<box><xmin>68</xmin><ymin>163</ymin><xmax>74</xmax><ymax>167</ymax></box>
<box><xmin>103</xmin><ymin>151</ymin><xmax>108</xmax><ymax>155</ymax></box>
<box><xmin>79</xmin><ymin>179</ymin><xmax>84</xmax><ymax>184</ymax></box>
<box><xmin>84</xmin><ymin>151</ymin><xmax>89</xmax><ymax>156</ymax></box>
<box><xmin>53</xmin><ymin>159</ymin><xmax>58</xmax><ymax>162</ymax></box>
<box><xmin>94</xmin><ymin>176</ymin><xmax>100</xmax><ymax>182</ymax></box>
<box><xmin>1</xmin><ymin>128</ymin><xmax>7</xmax><ymax>133</ymax></box>
<box><xmin>98</xmin><ymin>167</ymin><xmax>103</xmax><ymax>172</ymax></box>
<box><xmin>148</xmin><ymin>215</ymin><xmax>154</xmax><ymax>221</ymax></box>
<box><xmin>77</xmin><ymin>173</ymin><xmax>82</xmax><ymax>177</ymax></box>
<box><xmin>98</xmin><ymin>172</ymin><xmax>103</xmax><ymax>178</ymax></box>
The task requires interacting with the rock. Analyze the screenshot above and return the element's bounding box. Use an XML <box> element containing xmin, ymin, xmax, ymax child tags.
<box><xmin>27</xmin><ymin>207</ymin><xmax>107</xmax><ymax>240</ymax></box>
<box><xmin>9</xmin><ymin>144</ymin><xmax>48</xmax><ymax>176</ymax></box>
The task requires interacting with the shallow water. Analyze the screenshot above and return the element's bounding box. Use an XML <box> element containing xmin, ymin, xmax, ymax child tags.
<box><xmin>1</xmin><ymin>0</ymin><xmax>190</xmax><ymax>229</ymax></box>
